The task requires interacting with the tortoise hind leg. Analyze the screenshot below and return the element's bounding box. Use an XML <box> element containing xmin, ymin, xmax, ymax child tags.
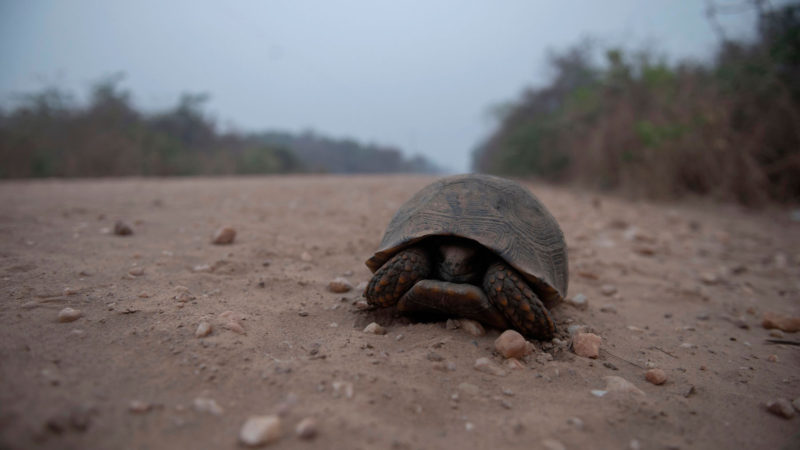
<box><xmin>365</xmin><ymin>247</ymin><xmax>431</xmax><ymax>307</ymax></box>
<box><xmin>483</xmin><ymin>261</ymin><xmax>555</xmax><ymax>340</ymax></box>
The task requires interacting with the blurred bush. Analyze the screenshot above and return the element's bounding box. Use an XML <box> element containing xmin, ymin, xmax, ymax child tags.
<box><xmin>473</xmin><ymin>4</ymin><xmax>800</xmax><ymax>204</ymax></box>
<box><xmin>0</xmin><ymin>75</ymin><xmax>435</xmax><ymax>178</ymax></box>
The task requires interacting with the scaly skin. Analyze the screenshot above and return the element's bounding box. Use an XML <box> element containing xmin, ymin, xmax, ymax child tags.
<box><xmin>365</xmin><ymin>247</ymin><xmax>431</xmax><ymax>307</ymax></box>
<box><xmin>483</xmin><ymin>261</ymin><xmax>555</xmax><ymax>340</ymax></box>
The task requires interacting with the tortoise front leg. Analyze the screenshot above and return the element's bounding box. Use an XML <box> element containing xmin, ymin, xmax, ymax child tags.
<box><xmin>365</xmin><ymin>247</ymin><xmax>431</xmax><ymax>307</ymax></box>
<box><xmin>483</xmin><ymin>261</ymin><xmax>555</xmax><ymax>340</ymax></box>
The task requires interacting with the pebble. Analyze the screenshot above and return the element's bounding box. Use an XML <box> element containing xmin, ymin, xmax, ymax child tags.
<box><xmin>331</xmin><ymin>381</ymin><xmax>354</xmax><ymax>399</ymax></box>
<box><xmin>239</xmin><ymin>415</ymin><xmax>282</xmax><ymax>447</ymax></box>
<box><xmin>761</xmin><ymin>312</ymin><xmax>800</xmax><ymax>332</ymax></box>
<box><xmin>645</xmin><ymin>368</ymin><xmax>667</xmax><ymax>385</ymax></box>
<box><xmin>494</xmin><ymin>330</ymin><xmax>531</xmax><ymax>359</ymax></box>
<box><xmin>766</xmin><ymin>399</ymin><xmax>796</xmax><ymax>419</ymax></box>
<box><xmin>193</xmin><ymin>397</ymin><xmax>223</xmax><ymax>416</ymax></box>
<box><xmin>600</xmin><ymin>284</ymin><xmax>617</xmax><ymax>296</ymax></box>
<box><xmin>58</xmin><ymin>307</ymin><xmax>83</xmax><ymax>323</ymax></box>
<box><xmin>700</xmin><ymin>272</ymin><xmax>719</xmax><ymax>285</ymax></box>
<box><xmin>769</xmin><ymin>329</ymin><xmax>785</xmax><ymax>338</ymax></box>
<box><xmin>192</xmin><ymin>264</ymin><xmax>213</xmax><ymax>273</ymax></box>
<box><xmin>426</xmin><ymin>352</ymin><xmax>444</xmax><ymax>362</ymax></box>
<box><xmin>474</xmin><ymin>357</ymin><xmax>507</xmax><ymax>376</ymax></box>
<box><xmin>328</xmin><ymin>277</ymin><xmax>353</xmax><ymax>293</ymax></box>
<box><xmin>128</xmin><ymin>400</ymin><xmax>151</xmax><ymax>413</ymax></box>
<box><xmin>295</xmin><ymin>417</ymin><xmax>318</xmax><ymax>439</ymax></box>
<box><xmin>300</xmin><ymin>251</ymin><xmax>313</xmax><ymax>262</ymax></box>
<box><xmin>599</xmin><ymin>304</ymin><xmax>617</xmax><ymax>313</ymax></box>
<box><xmin>504</xmin><ymin>358</ymin><xmax>525</xmax><ymax>370</ymax></box>
<box><xmin>566</xmin><ymin>417</ymin><xmax>584</xmax><ymax>429</ymax></box>
<box><xmin>541</xmin><ymin>438</ymin><xmax>566</xmax><ymax>450</ymax></box>
<box><xmin>128</xmin><ymin>267</ymin><xmax>145</xmax><ymax>277</ymax></box>
<box><xmin>195</xmin><ymin>321</ymin><xmax>212</xmax><ymax>338</ymax></box>
<box><xmin>460</xmin><ymin>319</ymin><xmax>485</xmax><ymax>336</ymax></box>
<box><xmin>604</xmin><ymin>376</ymin><xmax>646</xmax><ymax>397</ymax></box>
<box><xmin>113</xmin><ymin>221</ymin><xmax>133</xmax><ymax>236</ymax></box>
<box><xmin>211</xmin><ymin>226</ymin><xmax>236</xmax><ymax>245</ymax></box>
<box><xmin>572</xmin><ymin>333</ymin><xmax>601</xmax><ymax>359</ymax></box>
<box><xmin>173</xmin><ymin>286</ymin><xmax>196</xmax><ymax>303</ymax></box>
<box><xmin>767</xmin><ymin>354</ymin><xmax>778</xmax><ymax>362</ymax></box>
<box><xmin>220</xmin><ymin>311</ymin><xmax>246</xmax><ymax>335</ymax></box>
<box><xmin>363</xmin><ymin>322</ymin><xmax>386</xmax><ymax>335</ymax></box>
<box><xmin>566</xmin><ymin>293</ymin><xmax>588</xmax><ymax>309</ymax></box>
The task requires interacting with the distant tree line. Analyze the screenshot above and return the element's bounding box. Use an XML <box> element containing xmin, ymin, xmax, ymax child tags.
<box><xmin>0</xmin><ymin>76</ymin><xmax>437</xmax><ymax>178</ymax></box>
<box><xmin>472</xmin><ymin>3</ymin><xmax>800</xmax><ymax>204</ymax></box>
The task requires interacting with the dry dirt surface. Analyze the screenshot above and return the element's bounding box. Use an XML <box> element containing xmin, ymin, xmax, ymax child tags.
<box><xmin>1</xmin><ymin>175</ymin><xmax>799</xmax><ymax>450</ymax></box>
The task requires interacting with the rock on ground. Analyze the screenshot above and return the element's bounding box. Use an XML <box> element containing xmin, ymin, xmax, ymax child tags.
<box><xmin>239</xmin><ymin>415</ymin><xmax>282</xmax><ymax>446</ymax></box>
<box><xmin>494</xmin><ymin>330</ymin><xmax>531</xmax><ymax>359</ymax></box>
<box><xmin>572</xmin><ymin>332</ymin><xmax>601</xmax><ymax>358</ymax></box>
<box><xmin>645</xmin><ymin>368</ymin><xmax>667</xmax><ymax>385</ymax></box>
<box><xmin>58</xmin><ymin>307</ymin><xmax>83</xmax><ymax>323</ymax></box>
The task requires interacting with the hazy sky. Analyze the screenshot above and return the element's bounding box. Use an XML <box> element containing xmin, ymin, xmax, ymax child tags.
<box><xmin>0</xmin><ymin>1</ymin><xmax>767</xmax><ymax>172</ymax></box>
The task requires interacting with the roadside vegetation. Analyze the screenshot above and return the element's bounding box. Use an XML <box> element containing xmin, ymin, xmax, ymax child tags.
<box><xmin>472</xmin><ymin>3</ymin><xmax>799</xmax><ymax>204</ymax></box>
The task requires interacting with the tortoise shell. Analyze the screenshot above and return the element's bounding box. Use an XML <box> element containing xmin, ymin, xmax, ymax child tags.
<box><xmin>366</xmin><ymin>174</ymin><xmax>568</xmax><ymax>306</ymax></box>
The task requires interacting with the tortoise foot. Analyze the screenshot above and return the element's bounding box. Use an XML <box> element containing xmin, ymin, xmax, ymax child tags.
<box><xmin>365</xmin><ymin>247</ymin><xmax>431</xmax><ymax>307</ymax></box>
<box><xmin>397</xmin><ymin>280</ymin><xmax>510</xmax><ymax>330</ymax></box>
<box><xmin>483</xmin><ymin>261</ymin><xmax>555</xmax><ymax>340</ymax></box>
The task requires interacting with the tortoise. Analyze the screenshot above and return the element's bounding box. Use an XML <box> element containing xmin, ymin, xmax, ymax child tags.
<box><xmin>364</xmin><ymin>174</ymin><xmax>568</xmax><ymax>340</ymax></box>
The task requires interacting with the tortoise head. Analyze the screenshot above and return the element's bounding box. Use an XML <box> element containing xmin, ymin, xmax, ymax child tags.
<box><xmin>435</xmin><ymin>239</ymin><xmax>487</xmax><ymax>284</ymax></box>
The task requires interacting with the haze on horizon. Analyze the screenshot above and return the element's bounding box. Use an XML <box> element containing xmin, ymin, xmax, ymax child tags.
<box><xmin>0</xmin><ymin>1</ymin><xmax>767</xmax><ymax>172</ymax></box>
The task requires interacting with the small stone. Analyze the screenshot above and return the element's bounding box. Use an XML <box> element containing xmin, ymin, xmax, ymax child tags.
<box><xmin>57</xmin><ymin>307</ymin><xmax>82</xmax><ymax>323</ymax></box>
<box><xmin>239</xmin><ymin>415</ymin><xmax>282</xmax><ymax>446</ymax></box>
<box><xmin>63</xmin><ymin>287</ymin><xmax>78</xmax><ymax>296</ymax></box>
<box><xmin>572</xmin><ymin>333</ymin><xmax>601</xmax><ymax>358</ymax></box>
<box><xmin>600</xmin><ymin>284</ymin><xmax>617</xmax><ymax>296</ymax></box>
<box><xmin>426</xmin><ymin>352</ymin><xmax>444</xmax><ymax>362</ymax></box>
<box><xmin>474</xmin><ymin>357</ymin><xmax>507</xmax><ymax>376</ymax></box>
<box><xmin>128</xmin><ymin>400</ymin><xmax>151</xmax><ymax>413</ymax></box>
<box><xmin>541</xmin><ymin>438</ymin><xmax>566</xmax><ymax>450</ymax></box>
<box><xmin>700</xmin><ymin>272</ymin><xmax>719</xmax><ymax>285</ymax></box>
<box><xmin>295</xmin><ymin>417</ymin><xmax>318</xmax><ymax>439</ymax></box>
<box><xmin>769</xmin><ymin>329</ymin><xmax>785</xmax><ymax>338</ymax></box>
<box><xmin>494</xmin><ymin>330</ymin><xmax>531</xmax><ymax>359</ymax></box>
<box><xmin>173</xmin><ymin>286</ymin><xmax>196</xmax><ymax>303</ymax></box>
<box><xmin>766</xmin><ymin>399</ymin><xmax>796</xmax><ymax>419</ymax></box>
<box><xmin>353</xmin><ymin>299</ymin><xmax>369</xmax><ymax>310</ymax></box>
<box><xmin>767</xmin><ymin>354</ymin><xmax>779</xmax><ymax>362</ymax></box>
<box><xmin>604</xmin><ymin>376</ymin><xmax>646</xmax><ymax>397</ymax></box>
<box><xmin>113</xmin><ymin>221</ymin><xmax>133</xmax><ymax>236</ymax></box>
<box><xmin>363</xmin><ymin>322</ymin><xmax>386</xmax><ymax>335</ymax></box>
<box><xmin>567</xmin><ymin>293</ymin><xmax>588</xmax><ymax>309</ymax></box>
<box><xmin>696</xmin><ymin>312</ymin><xmax>710</xmax><ymax>321</ymax></box>
<box><xmin>211</xmin><ymin>226</ymin><xmax>236</xmax><ymax>245</ymax></box>
<box><xmin>460</xmin><ymin>319</ymin><xmax>485</xmax><ymax>336</ymax></box>
<box><xmin>504</xmin><ymin>358</ymin><xmax>525</xmax><ymax>370</ymax></box>
<box><xmin>193</xmin><ymin>397</ymin><xmax>223</xmax><ymax>416</ymax></box>
<box><xmin>762</xmin><ymin>312</ymin><xmax>800</xmax><ymax>332</ymax></box>
<box><xmin>219</xmin><ymin>311</ymin><xmax>246</xmax><ymax>335</ymax></box>
<box><xmin>445</xmin><ymin>319</ymin><xmax>461</xmax><ymax>330</ymax></box>
<box><xmin>599</xmin><ymin>304</ymin><xmax>617</xmax><ymax>313</ymax></box>
<box><xmin>193</xmin><ymin>264</ymin><xmax>213</xmax><ymax>273</ymax></box>
<box><xmin>128</xmin><ymin>267</ymin><xmax>144</xmax><ymax>277</ymax></box>
<box><xmin>645</xmin><ymin>368</ymin><xmax>667</xmax><ymax>385</ymax></box>
<box><xmin>328</xmin><ymin>277</ymin><xmax>353</xmax><ymax>293</ymax></box>
<box><xmin>566</xmin><ymin>417</ymin><xmax>584</xmax><ymax>429</ymax></box>
<box><xmin>300</xmin><ymin>251</ymin><xmax>313</xmax><ymax>262</ymax></box>
<box><xmin>195</xmin><ymin>321</ymin><xmax>212</xmax><ymax>338</ymax></box>
<box><xmin>331</xmin><ymin>381</ymin><xmax>354</xmax><ymax>399</ymax></box>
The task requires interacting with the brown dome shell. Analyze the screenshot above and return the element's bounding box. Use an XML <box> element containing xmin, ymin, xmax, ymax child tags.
<box><xmin>366</xmin><ymin>174</ymin><xmax>568</xmax><ymax>306</ymax></box>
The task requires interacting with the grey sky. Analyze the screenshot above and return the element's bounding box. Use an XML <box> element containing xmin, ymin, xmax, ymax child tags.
<box><xmin>0</xmin><ymin>1</ymin><xmax>765</xmax><ymax>172</ymax></box>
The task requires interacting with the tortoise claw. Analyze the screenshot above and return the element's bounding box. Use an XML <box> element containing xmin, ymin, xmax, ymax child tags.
<box><xmin>365</xmin><ymin>247</ymin><xmax>431</xmax><ymax>307</ymax></box>
<box><xmin>483</xmin><ymin>261</ymin><xmax>555</xmax><ymax>340</ymax></box>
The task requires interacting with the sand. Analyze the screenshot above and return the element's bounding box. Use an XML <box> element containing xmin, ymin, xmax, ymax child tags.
<box><xmin>0</xmin><ymin>175</ymin><xmax>798</xmax><ymax>449</ymax></box>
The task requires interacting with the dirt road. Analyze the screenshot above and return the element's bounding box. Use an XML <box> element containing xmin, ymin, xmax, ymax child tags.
<box><xmin>1</xmin><ymin>175</ymin><xmax>798</xmax><ymax>449</ymax></box>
